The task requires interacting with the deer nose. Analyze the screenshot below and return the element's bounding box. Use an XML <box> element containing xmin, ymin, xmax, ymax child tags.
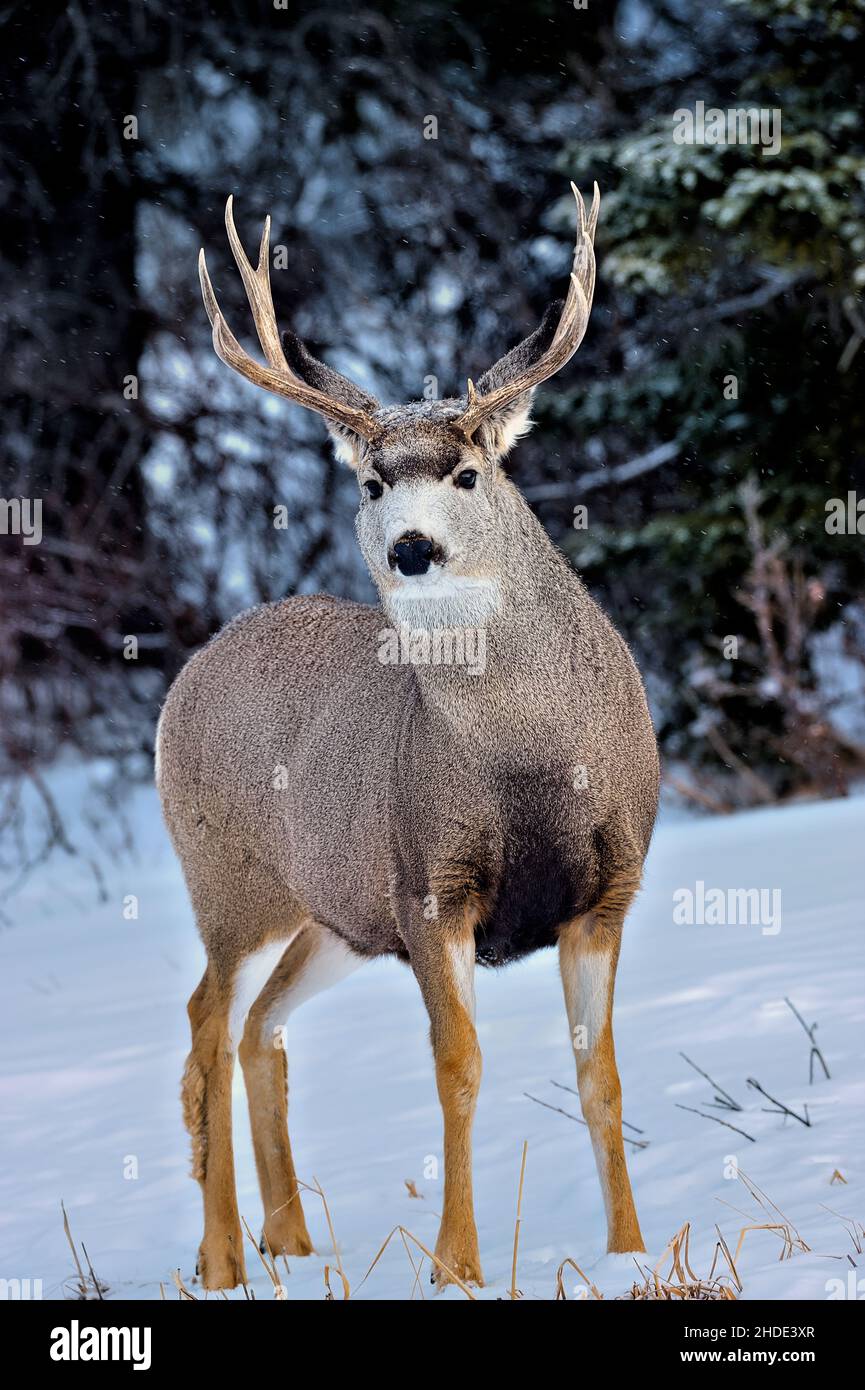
<box><xmin>392</xmin><ymin>532</ymin><xmax>435</xmax><ymax>577</ymax></box>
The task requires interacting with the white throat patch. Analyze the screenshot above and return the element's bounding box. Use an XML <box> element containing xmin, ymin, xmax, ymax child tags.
<box><xmin>385</xmin><ymin>570</ymin><xmax>501</xmax><ymax>631</ymax></box>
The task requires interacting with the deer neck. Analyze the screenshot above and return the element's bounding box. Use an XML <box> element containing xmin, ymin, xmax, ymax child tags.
<box><xmin>387</xmin><ymin>483</ymin><xmax>580</xmax><ymax>729</ymax></box>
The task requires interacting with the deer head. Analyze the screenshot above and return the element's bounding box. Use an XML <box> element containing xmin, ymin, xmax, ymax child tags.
<box><xmin>199</xmin><ymin>184</ymin><xmax>599</xmax><ymax>627</ymax></box>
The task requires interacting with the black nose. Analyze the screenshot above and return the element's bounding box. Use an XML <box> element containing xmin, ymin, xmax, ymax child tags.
<box><xmin>393</xmin><ymin>532</ymin><xmax>435</xmax><ymax>577</ymax></box>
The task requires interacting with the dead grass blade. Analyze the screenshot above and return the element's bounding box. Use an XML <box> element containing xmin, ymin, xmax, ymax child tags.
<box><xmin>737</xmin><ymin>1169</ymin><xmax>810</xmax><ymax>1254</ymax></box>
<box><xmin>709</xmin><ymin>1223</ymin><xmax>743</xmax><ymax>1293</ymax></box>
<box><xmin>732</xmin><ymin>1222</ymin><xmax>795</xmax><ymax>1264</ymax></box>
<box><xmin>60</xmin><ymin>1202</ymin><xmax>108</xmax><ymax>1300</ymax></box>
<box><xmin>358</xmin><ymin>1225</ymin><xmax>478</xmax><ymax>1299</ymax></box>
<box><xmin>61</xmin><ymin>1201</ymin><xmax>87</xmax><ymax>1292</ymax></box>
<box><xmin>509</xmin><ymin>1140</ymin><xmax>528</xmax><ymax>1300</ymax></box>
<box><xmin>172</xmin><ymin>1268</ymin><xmax>198</xmax><ymax>1301</ymax></box>
<box><xmin>399</xmin><ymin>1227</ymin><xmax>427</xmax><ymax>1301</ymax></box>
<box><xmin>555</xmin><ymin>1256</ymin><xmax>603</xmax><ymax>1300</ymax></box>
<box><xmin>323</xmin><ymin>1264</ymin><xmax>351</xmax><ymax>1301</ymax></box>
<box><xmin>292</xmin><ymin>1175</ymin><xmax>350</xmax><ymax>1299</ymax></box>
<box><xmin>618</xmin><ymin>1222</ymin><xmax>737</xmax><ymax>1300</ymax></box>
<box><xmin>242</xmin><ymin>1215</ymin><xmax>285</xmax><ymax>1298</ymax></box>
<box><xmin>820</xmin><ymin>1205</ymin><xmax>864</xmax><ymax>1256</ymax></box>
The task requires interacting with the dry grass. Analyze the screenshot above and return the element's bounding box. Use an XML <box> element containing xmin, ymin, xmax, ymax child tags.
<box><xmin>61</xmin><ymin>1200</ymin><xmax>109</xmax><ymax>1300</ymax></box>
<box><xmin>356</xmin><ymin>1224</ymin><xmax>477</xmax><ymax>1299</ymax></box>
<box><xmin>621</xmin><ymin>1222</ymin><xmax>738</xmax><ymax>1301</ymax></box>
<box><xmin>65</xmin><ymin>1150</ymin><xmax>859</xmax><ymax>1302</ymax></box>
<box><xmin>717</xmin><ymin>1168</ymin><xmax>811</xmax><ymax>1262</ymax></box>
<box><xmin>820</xmin><ymin>1204</ymin><xmax>865</xmax><ymax>1257</ymax></box>
<box><xmin>555</xmin><ymin>1257</ymin><xmax>602</xmax><ymax>1300</ymax></box>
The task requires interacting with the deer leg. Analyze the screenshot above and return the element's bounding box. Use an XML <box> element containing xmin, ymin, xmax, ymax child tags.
<box><xmin>239</xmin><ymin>923</ymin><xmax>364</xmax><ymax>1258</ymax></box>
<box><xmin>407</xmin><ymin>917</ymin><xmax>483</xmax><ymax>1289</ymax></box>
<box><xmin>181</xmin><ymin>968</ymin><xmax>247</xmax><ymax>1290</ymax></box>
<box><xmin>558</xmin><ymin>866</ymin><xmax>645</xmax><ymax>1254</ymax></box>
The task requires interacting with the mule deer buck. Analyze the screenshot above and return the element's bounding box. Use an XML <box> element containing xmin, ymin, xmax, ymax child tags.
<box><xmin>156</xmin><ymin>182</ymin><xmax>659</xmax><ymax>1291</ymax></box>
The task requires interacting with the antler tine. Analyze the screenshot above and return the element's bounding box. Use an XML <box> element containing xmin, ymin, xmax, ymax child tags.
<box><xmin>454</xmin><ymin>182</ymin><xmax>600</xmax><ymax>440</ymax></box>
<box><xmin>197</xmin><ymin>199</ymin><xmax>381</xmax><ymax>441</ymax></box>
<box><xmin>198</xmin><ymin>246</ymin><xmax>220</xmax><ymax>329</ymax></box>
<box><xmin>588</xmin><ymin>180</ymin><xmax>600</xmax><ymax>242</ymax></box>
<box><xmin>198</xmin><ymin>243</ymin><xmax>282</xmax><ymax>387</ymax></box>
<box><xmin>224</xmin><ymin>196</ymin><xmax>288</xmax><ymax>372</ymax></box>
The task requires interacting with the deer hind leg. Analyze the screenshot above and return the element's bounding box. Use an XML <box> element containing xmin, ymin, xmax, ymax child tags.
<box><xmin>182</xmin><ymin>967</ymin><xmax>248</xmax><ymax>1291</ymax></box>
<box><xmin>558</xmin><ymin>863</ymin><xmax>645</xmax><ymax>1254</ymax></box>
<box><xmin>406</xmin><ymin>909</ymin><xmax>483</xmax><ymax>1289</ymax></box>
<box><xmin>239</xmin><ymin>922</ymin><xmax>365</xmax><ymax>1259</ymax></box>
<box><xmin>179</xmin><ymin>840</ymin><xmax>307</xmax><ymax>1291</ymax></box>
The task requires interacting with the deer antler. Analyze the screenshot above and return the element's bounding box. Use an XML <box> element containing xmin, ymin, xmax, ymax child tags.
<box><xmin>454</xmin><ymin>182</ymin><xmax>600</xmax><ymax>440</ymax></box>
<box><xmin>198</xmin><ymin>197</ymin><xmax>381</xmax><ymax>441</ymax></box>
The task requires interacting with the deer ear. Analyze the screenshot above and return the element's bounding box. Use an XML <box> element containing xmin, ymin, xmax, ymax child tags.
<box><xmin>472</xmin><ymin>301</ymin><xmax>563</xmax><ymax>459</ymax></box>
<box><xmin>282</xmin><ymin>331</ymin><xmax>380</xmax><ymax>466</ymax></box>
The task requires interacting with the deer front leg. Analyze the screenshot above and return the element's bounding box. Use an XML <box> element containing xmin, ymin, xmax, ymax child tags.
<box><xmin>558</xmin><ymin>875</ymin><xmax>645</xmax><ymax>1255</ymax></box>
<box><xmin>407</xmin><ymin>916</ymin><xmax>484</xmax><ymax>1289</ymax></box>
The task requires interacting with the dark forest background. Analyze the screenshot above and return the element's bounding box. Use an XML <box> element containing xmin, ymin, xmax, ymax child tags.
<box><xmin>2</xmin><ymin>0</ymin><xmax>865</xmax><ymax>883</ymax></box>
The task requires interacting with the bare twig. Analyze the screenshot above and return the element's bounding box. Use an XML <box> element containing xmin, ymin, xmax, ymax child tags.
<box><xmin>785</xmin><ymin>997</ymin><xmax>830</xmax><ymax>1084</ymax></box>
<box><xmin>675</xmin><ymin>1103</ymin><xmax>756</xmax><ymax>1143</ymax></box>
<box><xmin>746</xmin><ymin>1077</ymin><xmax>811</xmax><ymax>1127</ymax></box>
<box><xmin>524</xmin><ymin>1091</ymin><xmax>649</xmax><ymax>1149</ymax></box>
<box><xmin>550</xmin><ymin>1080</ymin><xmax>645</xmax><ymax>1132</ymax></box>
<box><xmin>80</xmin><ymin>1244</ymin><xmax>104</xmax><ymax>1301</ymax></box>
<box><xmin>679</xmin><ymin>1052</ymin><xmax>743</xmax><ymax>1111</ymax></box>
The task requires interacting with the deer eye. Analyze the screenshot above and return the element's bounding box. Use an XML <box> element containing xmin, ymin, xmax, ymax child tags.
<box><xmin>455</xmin><ymin>469</ymin><xmax>477</xmax><ymax>490</ymax></box>
<box><xmin>364</xmin><ymin>479</ymin><xmax>383</xmax><ymax>499</ymax></box>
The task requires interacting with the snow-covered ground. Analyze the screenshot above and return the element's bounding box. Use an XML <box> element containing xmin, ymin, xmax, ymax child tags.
<box><xmin>1</xmin><ymin>770</ymin><xmax>862</xmax><ymax>1301</ymax></box>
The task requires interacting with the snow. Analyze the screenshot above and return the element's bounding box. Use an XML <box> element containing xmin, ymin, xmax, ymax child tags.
<box><xmin>1</xmin><ymin>770</ymin><xmax>863</xmax><ymax>1301</ymax></box>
